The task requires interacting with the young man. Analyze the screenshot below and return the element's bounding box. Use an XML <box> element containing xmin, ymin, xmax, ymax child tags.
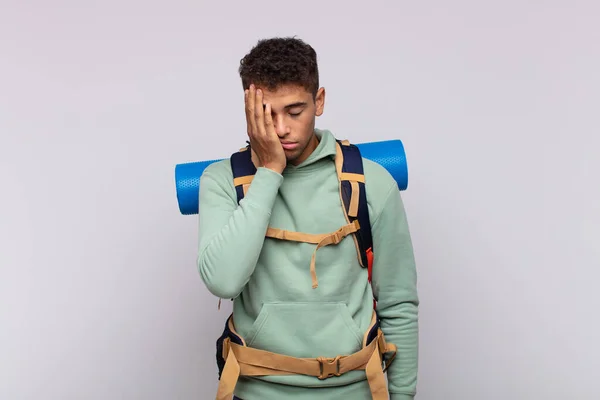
<box><xmin>197</xmin><ymin>37</ymin><xmax>419</xmax><ymax>400</ymax></box>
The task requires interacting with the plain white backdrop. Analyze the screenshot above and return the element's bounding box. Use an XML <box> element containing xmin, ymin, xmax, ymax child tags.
<box><xmin>1</xmin><ymin>1</ymin><xmax>599</xmax><ymax>399</ymax></box>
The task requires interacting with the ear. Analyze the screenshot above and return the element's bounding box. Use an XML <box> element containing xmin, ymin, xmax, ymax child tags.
<box><xmin>314</xmin><ymin>87</ymin><xmax>325</xmax><ymax>116</ymax></box>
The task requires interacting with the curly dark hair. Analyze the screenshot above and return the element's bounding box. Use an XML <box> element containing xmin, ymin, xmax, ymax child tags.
<box><xmin>238</xmin><ymin>37</ymin><xmax>319</xmax><ymax>98</ymax></box>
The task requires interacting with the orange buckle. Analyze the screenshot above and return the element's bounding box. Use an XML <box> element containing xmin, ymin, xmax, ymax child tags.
<box><xmin>317</xmin><ymin>356</ymin><xmax>341</xmax><ymax>379</ymax></box>
<box><xmin>331</xmin><ymin>231</ymin><xmax>343</xmax><ymax>244</ymax></box>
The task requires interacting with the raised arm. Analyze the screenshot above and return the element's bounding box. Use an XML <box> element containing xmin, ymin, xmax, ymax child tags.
<box><xmin>197</xmin><ymin>84</ymin><xmax>287</xmax><ymax>299</ymax></box>
<box><xmin>196</xmin><ymin>165</ymin><xmax>282</xmax><ymax>299</ymax></box>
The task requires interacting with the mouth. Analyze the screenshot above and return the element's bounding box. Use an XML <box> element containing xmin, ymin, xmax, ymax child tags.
<box><xmin>281</xmin><ymin>142</ymin><xmax>299</xmax><ymax>150</ymax></box>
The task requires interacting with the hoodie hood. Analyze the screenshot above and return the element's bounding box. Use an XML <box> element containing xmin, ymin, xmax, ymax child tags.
<box><xmin>282</xmin><ymin>128</ymin><xmax>337</xmax><ymax>175</ymax></box>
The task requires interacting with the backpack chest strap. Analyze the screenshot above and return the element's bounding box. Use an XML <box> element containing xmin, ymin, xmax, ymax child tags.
<box><xmin>266</xmin><ymin>220</ymin><xmax>360</xmax><ymax>288</ymax></box>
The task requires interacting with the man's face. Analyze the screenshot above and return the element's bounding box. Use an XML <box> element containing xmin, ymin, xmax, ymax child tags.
<box><xmin>257</xmin><ymin>83</ymin><xmax>325</xmax><ymax>166</ymax></box>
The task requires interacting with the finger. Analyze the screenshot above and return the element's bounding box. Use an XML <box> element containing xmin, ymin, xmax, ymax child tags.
<box><xmin>247</xmin><ymin>85</ymin><xmax>257</xmax><ymax>136</ymax></box>
<box><xmin>244</xmin><ymin>89</ymin><xmax>251</xmax><ymax>135</ymax></box>
<box><xmin>264</xmin><ymin>103</ymin><xmax>275</xmax><ymax>136</ymax></box>
<box><xmin>254</xmin><ymin>88</ymin><xmax>266</xmax><ymax>136</ymax></box>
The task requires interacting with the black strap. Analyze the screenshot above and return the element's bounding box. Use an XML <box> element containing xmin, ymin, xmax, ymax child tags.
<box><xmin>336</xmin><ymin>140</ymin><xmax>373</xmax><ymax>271</ymax></box>
<box><xmin>230</xmin><ymin>146</ymin><xmax>256</xmax><ymax>203</ymax></box>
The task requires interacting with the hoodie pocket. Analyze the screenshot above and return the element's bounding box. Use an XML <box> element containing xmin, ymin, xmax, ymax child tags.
<box><xmin>245</xmin><ymin>302</ymin><xmax>364</xmax><ymax>358</ymax></box>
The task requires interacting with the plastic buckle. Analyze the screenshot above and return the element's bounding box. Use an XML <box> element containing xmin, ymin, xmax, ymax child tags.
<box><xmin>317</xmin><ymin>356</ymin><xmax>341</xmax><ymax>379</ymax></box>
<box><xmin>332</xmin><ymin>232</ymin><xmax>342</xmax><ymax>244</ymax></box>
<box><xmin>332</xmin><ymin>227</ymin><xmax>346</xmax><ymax>244</ymax></box>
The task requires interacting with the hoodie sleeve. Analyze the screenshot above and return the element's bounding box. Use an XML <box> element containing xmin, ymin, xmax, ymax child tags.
<box><xmin>370</xmin><ymin>182</ymin><xmax>419</xmax><ymax>399</ymax></box>
<box><xmin>196</xmin><ymin>163</ymin><xmax>283</xmax><ymax>299</ymax></box>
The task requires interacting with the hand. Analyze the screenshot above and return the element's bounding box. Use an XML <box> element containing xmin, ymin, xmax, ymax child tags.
<box><xmin>245</xmin><ymin>85</ymin><xmax>286</xmax><ymax>174</ymax></box>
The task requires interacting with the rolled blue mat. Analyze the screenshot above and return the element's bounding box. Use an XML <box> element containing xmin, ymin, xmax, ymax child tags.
<box><xmin>175</xmin><ymin>139</ymin><xmax>408</xmax><ymax>215</ymax></box>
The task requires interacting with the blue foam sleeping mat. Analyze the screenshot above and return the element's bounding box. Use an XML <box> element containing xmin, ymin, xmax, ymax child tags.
<box><xmin>174</xmin><ymin>139</ymin><xmax>408</xmax><ymax>215</ymax></box>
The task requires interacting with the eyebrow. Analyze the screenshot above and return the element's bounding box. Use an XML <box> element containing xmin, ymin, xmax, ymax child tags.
<box><xmin>263</xmin><ymin>101</ymin><xmax>308</xmax><ymax>110</ymax></box>
<box><xmin>284</xmin><ymin>102</ymin><xmax>307</xmax><ymax>109</ymax></box>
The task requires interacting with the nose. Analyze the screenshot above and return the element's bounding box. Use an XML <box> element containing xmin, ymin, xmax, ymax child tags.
<box><xmin>273</xmin><ymin>115</ymin><xmax>290</xmax><ymax>137</ymax></box>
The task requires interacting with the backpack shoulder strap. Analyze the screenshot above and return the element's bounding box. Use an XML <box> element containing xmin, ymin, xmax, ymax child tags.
<box><xmin>230</xmin><ymin>144</ymin><xmax>257</xmax><ymax>204</ymax></box>
<box><xmin>335</xmin><ymin>139</ymin><xmax>374</xmax><ymax>283</ymax></box>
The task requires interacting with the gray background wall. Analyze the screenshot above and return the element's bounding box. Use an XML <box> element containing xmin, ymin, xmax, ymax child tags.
<box><xmin>1</xmin><ymin>1</ymin><xmax>598</xmax><ymax>399</ymax></box>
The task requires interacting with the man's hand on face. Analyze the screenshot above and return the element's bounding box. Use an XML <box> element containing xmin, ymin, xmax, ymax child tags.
<box><xmin>245</xmin><ymin>84</ymin><xmax>286</xmax><ymax>175</ymax></box>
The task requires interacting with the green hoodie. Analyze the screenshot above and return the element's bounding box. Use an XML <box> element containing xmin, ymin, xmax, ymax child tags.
<box><xmin>197</xmin><ymin>129</ymin><xmax>419</xmax><ymax>400</ymax></box>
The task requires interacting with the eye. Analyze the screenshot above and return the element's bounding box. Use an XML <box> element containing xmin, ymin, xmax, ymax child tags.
<box><xmin>289</xmin><ymin>110</ymin><xmax>303</xmax><ymax>117</ymax></box>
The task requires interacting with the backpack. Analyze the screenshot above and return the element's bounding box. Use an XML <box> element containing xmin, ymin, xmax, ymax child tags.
<box><xmin>213</xmin><ymin>139</ymin><xmax>399</xmax><ymax>395</ymax></box>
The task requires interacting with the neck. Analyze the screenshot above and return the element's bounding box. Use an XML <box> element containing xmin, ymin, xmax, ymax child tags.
<box><xmin>289</xmin><ymin>134</ymin><xmax>320</xmax><ymax>166</ymax></box>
